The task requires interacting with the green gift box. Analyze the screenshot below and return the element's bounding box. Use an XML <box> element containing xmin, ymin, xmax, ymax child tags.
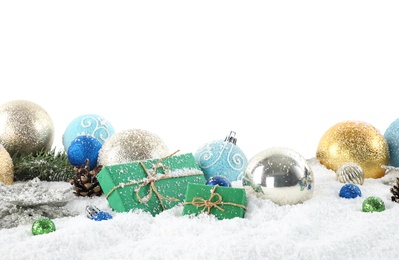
<box><xmin>182</xmin><ymin>183</ymin><xmax>247</xmax><ymax>220</ymax></box>
<box><xmin>97</xmin><ymin>152</ymin><xmax>206</xmax><ymax>216</ymax></box>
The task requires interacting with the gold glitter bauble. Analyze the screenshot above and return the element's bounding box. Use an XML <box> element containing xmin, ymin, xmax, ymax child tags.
<box><xmin>0</xmin><ymin>144</ymin><xmax>14</xmax><ymax>185</ymax></box>
<box><xmin>316</xmin><ymin>120</ymin><xmax>389</xmax><ymax>179</ymax></box>
<box><xmin>97</xmin><ymin>128</ymin><xmax>170</xmax><ymax>166</ymax></box>
<box><xmin>0</xmin><ymin>100</ymin><xmax>54</xmax><ymax>157</ymax></box>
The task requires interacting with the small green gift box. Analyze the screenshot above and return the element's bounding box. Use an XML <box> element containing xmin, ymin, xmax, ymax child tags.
<box><xmin>97</xmin><ymin>152</ymin><xmax>206</xmax><ymax>216</ymax></box>
<box><xmin>182</xmin><ymin>183</ymin><xmax>247</xmax><ymax>220</ymax></box>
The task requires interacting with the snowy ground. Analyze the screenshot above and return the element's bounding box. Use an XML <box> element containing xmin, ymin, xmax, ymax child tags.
<box><xmin>1</xmin><ymin>158</ymin><xmax>399</xmax><ymax>260</ymax></box>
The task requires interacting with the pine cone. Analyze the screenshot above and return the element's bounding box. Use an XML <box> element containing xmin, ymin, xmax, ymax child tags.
<box><xmin>70</xmin><ymin>159</ymin><xmax>103</xmax><ymax>197</ymax></box>
<box><xmin>390</xmin><ymin>177</ymin><xmax>399</xmax><ymax>203</ymax></box>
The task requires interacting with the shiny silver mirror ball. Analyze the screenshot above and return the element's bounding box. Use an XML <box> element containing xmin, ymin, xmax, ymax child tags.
<box><xmin>243</xmin><ymin>147</ymin><xmax>314</xmax><ymax>205</ymax></box>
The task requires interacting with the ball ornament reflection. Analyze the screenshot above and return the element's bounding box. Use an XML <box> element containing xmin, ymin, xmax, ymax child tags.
<box><xmin>243</xmin><ymin>147</ymin><xmax>314</xmax><ymax>205</ymax></box>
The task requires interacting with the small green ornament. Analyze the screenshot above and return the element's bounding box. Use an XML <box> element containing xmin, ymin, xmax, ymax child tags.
<box><xmin>32</xmin><ymin>217</ymin><xmax>56</xmax><ymax>235</ymax></box>
<box><xmin>362</xmin><ymin>196</ymin><xmax>385</xmax><ymax>212</ymax></box>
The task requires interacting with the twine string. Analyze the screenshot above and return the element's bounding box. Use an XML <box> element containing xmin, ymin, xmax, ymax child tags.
<box><xmin>106</xmin><ymin>150</ymin><xmax>185</xmax><ymax>210</ymax></box>
<box><xmin>135</xmin><ymin>161</ymin><xmax>179</xmax><ymax>210</ymax></box>
<box><xmin>184</xmin><ymin>185</ymin><xmax>246</xmax><ymax>214</ymax></box>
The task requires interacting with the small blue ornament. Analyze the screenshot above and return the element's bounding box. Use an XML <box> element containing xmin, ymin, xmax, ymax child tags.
<box><xmin>92</xmin><ymin>211</ymin><xmax>113</xmax><ymax>221</ymax></box>
<box><xmin>384</xmin><ymin>118</ymin><xmax>399</xmax><ymax>167</ymax></box>
<box><xmin>339</xmin><ymin>183</ymin><xmax>362</xmax><ymax>199</ymax></box>
<box><xmin>86</xmin><ymin>205</ymin><xmax>113</xmax><ymax>221</ymax></box>
<box><xmin>194</xmin><ymin>131</ymin><xmax>248</xmax><ymax>182</ymax></box>
<box><xmin>68</xmin><ymin>135</ymin><xmax>102</xmax><ymax>169</ymax></box>
<box><xmin>206</xmin><ymin>176</ymin><xmax>232</xmax><ymax>187</ymax></box>
<box><xmin>63</xmin><ymin>114</ymin><xmax>115</xmax><ymax>152</ymax></box>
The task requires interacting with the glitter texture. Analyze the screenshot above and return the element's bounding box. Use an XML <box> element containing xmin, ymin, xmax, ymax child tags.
<box><xmin>316</xmin><ymin>120</ymin><xmax>389</xmax><ymax>179</ymax></box>
<box><xmin>67</xmin><ymin>135</ymin><xmax>102</xmax><ymax>169</ymax></box>
<box><xmin>0</xmin><ymin>144</ymin><xmax>14</xmax><ymax>185</ymax></box>
<box><xmin>92</xmin><ymin>211</ymin><xmax>113</xmax><ymax>221</ymax></box>
<box><xmin>194</xmin><ymin>139</ymin><xmax>247</xmax><ymax>182</ymax></box>
<box><xmin>362</xmin><ymin>196</ymin><xmax>385</xmax><ymax>212</ymax></box>
<box><xmin>336</xmin><ymin>162</ymin><xmax>365</xmax><ymax>185</ymax></box>
<box><xmin>32</xmin><ymin>217</ymin><xmax>56</xmax><ymax>235</ymax></box>
<box><xmin>384</xmin><ymin>118</ymin><xmax>399</xmax><ymax>167</ymax></box>
<box><xmin>97</xmin><ymin>129</ymin><xmax>169</xmax><ymax>166</ymax></box>
<box><xmin>205</xmin><ymin>176</ymin><xmax>232</xmax><ymax>187</ymax></box>
<box><xmin>0</xmin><ymin>100</ymin><xmax>54</xmax><ymax>157</ymax></box>
<box><xmin>339</xmin><ymin>183</ymin><xmax>362</xmax><ymax>199</ymax></box>
<box><xmin>62</xmin><ymin>114</ymin><xmax>115</xmax><ymax>152</ymax></box>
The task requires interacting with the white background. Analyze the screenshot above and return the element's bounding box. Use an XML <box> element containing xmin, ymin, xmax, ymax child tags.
<box><xmin>1</xmin><ymin>1</ymin><xmax>398</xmax><ymax>160</ymax></box>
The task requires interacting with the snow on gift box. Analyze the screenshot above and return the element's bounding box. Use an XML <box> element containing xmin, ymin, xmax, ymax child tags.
<box><xmin>97</xmin><ymin>151</ymin><xmax>206</xmax><ymax>216</ymax></box>
<box><xmin>182</xmin><ymin>183</ymin><xmax>247</xmax><ymax>220</ymax></box>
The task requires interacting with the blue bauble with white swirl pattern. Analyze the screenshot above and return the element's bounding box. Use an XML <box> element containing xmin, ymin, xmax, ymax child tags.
<box><xmin>63</xmin><ymin>114</ymin><xmax>115</xmax><ymax>152</ymax></box>
<box><xmin>384</xmin><ymin>118</ymin><xmax>399</xmax><ymax>167</ymax></box>
<box><xmin>194</xmin><ymin>131</ymin><xmax>248</xmax><ymax>182</ymax></box>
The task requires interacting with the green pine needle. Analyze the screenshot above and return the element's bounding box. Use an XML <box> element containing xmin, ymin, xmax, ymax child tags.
<box><xmin>12</xmin><ymin>148</ymin><xmax>75</xmax><ymax>182</ymax></box>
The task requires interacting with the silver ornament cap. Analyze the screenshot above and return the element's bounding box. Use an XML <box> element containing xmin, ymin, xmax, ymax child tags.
<box><xmin>225</xmin><ymin>131</ymin><xmax>237</xmax><ymax>144</ymax></box>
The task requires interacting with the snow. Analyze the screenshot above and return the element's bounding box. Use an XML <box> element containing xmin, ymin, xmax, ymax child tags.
<box><xmin>1</xmin><ymin>1</ymin><xmax>399</xmax><ymax>259</ymax></box>
<box><xmin>1</xmin><ymin>159</ymin><xmax>399</xmax><ymax>260</ymax></box>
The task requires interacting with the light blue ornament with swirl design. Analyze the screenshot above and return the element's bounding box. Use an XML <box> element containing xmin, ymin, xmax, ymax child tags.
<box><xmin>194</xmin><ymin>131</ymin><xmax>248</xmax><ymax>182</ymax></box>
<box><xmin>62</xmin><ymin>114</ymin><xmax>116</xmax><ymax>151</ymax></box>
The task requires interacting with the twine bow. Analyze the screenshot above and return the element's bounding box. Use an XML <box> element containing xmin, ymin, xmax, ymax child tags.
<box><xmin>134</xmin><ymin>159</ymin><xmax>179</xmax><ymax>210</ymax></box>
<box><xmin>184</xmin><ymin>185</ymin><xmax>246</xmax><ymax>214</ymax></box>
<box><xmin>106</xmin><ymin>150</ymin><xmax>184</xmax><ymax>210</ymax></box>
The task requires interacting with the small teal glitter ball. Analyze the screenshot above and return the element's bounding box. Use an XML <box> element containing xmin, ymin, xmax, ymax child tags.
<box><xmin>339</xmin><ymin>183</ymin><xmax>362</xmax><ymax>199</ymax></box>
<box><xmin>63</xmin><ymin>114</ymin><xmax>115</xmax><ymax>152</ymax></box>
<box><xmin>194</xmin><ymin>131</ymin><xmax>248</xmax><ymax>182</ymax></box>
<box><xmin>384</xmin><ymin>118</ymin><xmax>399</xmax><ymax>167</ymax></box>
<box><xmin>67</xmin><ymin>135</ymin><xmax>102</xmax><ymax>169</ymax></box>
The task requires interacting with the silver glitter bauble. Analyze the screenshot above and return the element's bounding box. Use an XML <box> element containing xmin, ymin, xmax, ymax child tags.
<box><xmin>0</xmin><ymin>100</ymin><xmax>54</xmax><ymax>157</ymax></box>
<box><xmin>97</xmin><ymin>129</ymin><xmax>170</xmax><ymax>166</ymax></box>
<box><xmin>243</xmin><ymin>147</ymin><xmax>314</xmax><ymax>205</ymax></box>
<box><xmin>336</xmin><ymin>162</ymin><xmax>365</xmax><ymax>185</ymax></box>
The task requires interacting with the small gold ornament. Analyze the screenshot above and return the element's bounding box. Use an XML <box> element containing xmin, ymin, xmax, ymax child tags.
<box><xmin>0</xmin><ymin>144</ymin><xmax>14</xmax><ymax>185</ymax></box>
<box><xmin>0</xmin><ymin>100</ymin><xmax>54</xmax><ymax>157</ymax></box>
<box><xmin>316</xmin><ymin>120</ymin><xmax>389</xmax><ymax>179</ymax></box>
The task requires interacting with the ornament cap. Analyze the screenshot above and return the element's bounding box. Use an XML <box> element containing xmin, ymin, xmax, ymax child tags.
<box><xmin>225</xmin><ymin>131</ymin><xmax>237</xmax><ymax>144</ymax></box>
<box><xmin>86</xmin><ymin>205</ymin><xmax>100</xmax><ymax>219</ymax></box>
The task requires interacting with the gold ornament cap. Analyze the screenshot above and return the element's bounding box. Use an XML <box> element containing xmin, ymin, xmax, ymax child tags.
<box><xmin>316</xmin><ymin>120</ymin><xmax>389</xmax><ymax>179</ymax></box>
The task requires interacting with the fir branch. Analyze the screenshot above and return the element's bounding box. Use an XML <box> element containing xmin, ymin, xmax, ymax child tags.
<box><xmin>12</xmin><ymin>148</ymin><xmax>75</xmax><ymax>182</ymax></box>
